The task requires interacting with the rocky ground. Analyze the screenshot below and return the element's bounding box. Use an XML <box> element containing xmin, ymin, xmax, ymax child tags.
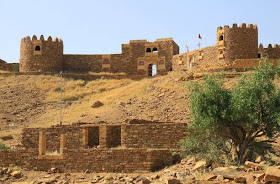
<box><xmin>0</xmin><ymin>71</ymin><xmax>280</xmax><ymax>183</ymax></box>
<box><xmin>1</xmin><ymin>158</ymin><xmax>280</xmax><ymax>183</ymax></box>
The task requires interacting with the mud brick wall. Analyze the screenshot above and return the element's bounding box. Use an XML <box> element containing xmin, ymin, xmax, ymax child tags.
<box><xmin>122</xmin><ymin>122</ymin><xmax>187</xmax><ymax>149</ymax></box>
<box><xmin>0</xmin><ymin>59</ymin><xmax>19</xmax><ymax>71</ymax></box>
<box><xmin>21</xmin><ymin>126</ymin><xmax>84</xmax><ymax>150</ymax></box>
<box><xmin>63</xmin><ymin>55</ymin><xmax>102</xmax><ymax>72</ymax></box>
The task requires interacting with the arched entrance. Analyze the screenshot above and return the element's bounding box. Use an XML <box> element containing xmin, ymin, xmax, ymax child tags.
<box><xmin>148</xmin><ymin>64</ymin><xmax>157</xmax><ymax>77</ymax></box>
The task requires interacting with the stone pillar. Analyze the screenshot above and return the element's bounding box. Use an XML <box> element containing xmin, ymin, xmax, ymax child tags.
<box><xmin>99</xmin><ymin>126</ymin><xmax>108</xmax><ymax>148</ymax></box>
<box><xmin>39</xmin><ymin>131</ymin><xmax>46</xmax><ymax>155</ymax></box>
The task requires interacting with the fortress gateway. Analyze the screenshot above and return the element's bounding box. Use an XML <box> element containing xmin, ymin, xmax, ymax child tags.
<box><xmin>18</xmin><ymin>23</ymin><xmax>280</xmax><ymax>76</ymax></box>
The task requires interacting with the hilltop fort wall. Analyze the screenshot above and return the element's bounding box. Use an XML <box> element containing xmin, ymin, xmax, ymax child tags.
<box><xmin>0</xmin><ymin>59</ymin><xmax>19</xmax><ymax>71</ymax></box>
<box><xmin>19</xmin><ymin>36</ymin><xmax>179</xmax><ymax>76</ymax></box>
<box><xmin>0</xmin><ymin>120</ymin><xmax>187</xmax><ymax>173</ymax></box>
<box><xmin>172</xmin><ymin>23</ymin><xmax>280</xmax><ymax>72</ymax></box>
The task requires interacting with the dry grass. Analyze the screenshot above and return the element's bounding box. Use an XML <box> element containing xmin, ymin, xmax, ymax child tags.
<box><xmin>23</xmin><ymin>75</ymin><xmax>133</xmax><ymax>103</ymax></box>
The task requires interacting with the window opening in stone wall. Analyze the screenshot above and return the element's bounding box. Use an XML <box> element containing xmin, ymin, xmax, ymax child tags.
<box><xmin>88</xmin><ymin>127</ymin><xmax>99</xmax><ymax>148</ymax></box>
<box><xmin>148</xmin><ymin>64</ymin><xmax>157</xmax><ymax>77</ymax></box>
<box><xmin>146</xmin><ymin>48</ymin><xmax>151</xmax><ymax>53</ymax></box>
<box><xmin>152</xmin><ymin>47</ymin><xmax>158</xmax><ymax>52</ymax></box>
<box><xmin>103</xmin><ymin>59</ymin><xmax>110</xmax><ymax>64</ymax></box>
<box><xmin>159</xmin><ymin>60</ymin><xmax>164</xmax><ymax>65</ymax></box>
<box><xmin>258</xmin><ymin>53</ymin><xmax>261</xmax><ymax>58</ymax></box>
<box><xmin>107</xmin><ymin>126</ymin><xmax>121</xmax><ymax>148</ymax></box>
<box><xmin>219</xmin><ymin>35</ymin><xmax>224</xmax><ymax>41</ymax></box>
<box><xmin>35</xmin><ymin>45</ymin><xmax>41</xmax><ymax>51</ymax></box>
<box><xmin>139</xmin><ymin>61</ymin><xmax>144</xmax><ymax>66</ymax></box>
<box><xmin>220</xmin><ymin>51</ymin><xmax>223</xmax><ymax>54</ymax></box>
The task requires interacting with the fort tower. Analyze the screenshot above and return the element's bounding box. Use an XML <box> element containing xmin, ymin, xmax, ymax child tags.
<box><xmin>20</xmin><ymin>35</ymin><xmax>63</xmax><ymax>72</ymax></box>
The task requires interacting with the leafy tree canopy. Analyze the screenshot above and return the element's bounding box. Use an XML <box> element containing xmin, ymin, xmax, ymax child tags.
<box><xmin>182</xmin><ymin>62</ymin><xmax>280</xmax><ymax>164</ymax></box>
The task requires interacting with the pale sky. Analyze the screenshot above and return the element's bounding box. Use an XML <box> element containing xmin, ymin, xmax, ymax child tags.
<box><xmin>0</xmin><ymin>0</ymin><xmax>279</xmax><ymax>63</ymax></box>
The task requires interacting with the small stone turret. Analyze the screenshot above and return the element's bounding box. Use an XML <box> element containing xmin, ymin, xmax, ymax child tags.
<box><xmin>217</xmin><ymin>23</ymin><xmax>258</xmax><ymax>62</ymax></box>
<box><xmin>20</xmin><ymin>35</ymin><xmax>63</xmax><ymax>72</ymax></box>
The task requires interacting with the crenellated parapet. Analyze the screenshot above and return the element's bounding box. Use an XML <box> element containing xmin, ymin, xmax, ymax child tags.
<box><xmin>216</xmin><ymin>23</ymin><xmax>258</xmax><ymax>62</ymax></box>
<box><xmin>20</xmin><ymin>35</ymin><xmax>64</xmax><ymax>72</ymax></box>
<box><xmin>258</xmin><ymin>43</ymin><xmax>280</xmax><ymax>59</ymax></box>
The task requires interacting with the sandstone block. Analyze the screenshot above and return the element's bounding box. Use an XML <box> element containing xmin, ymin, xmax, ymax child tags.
<box><xmin>264</xmin><ymin>166</ymin><xmax>280</xmax><ymax>182</ymax></box>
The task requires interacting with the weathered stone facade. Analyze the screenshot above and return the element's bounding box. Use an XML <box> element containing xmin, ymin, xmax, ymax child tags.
<box><xmin>172</xmin><ymin>23</ymin><xmax>280</xmax><ymax>72</ymax></box>
<box><xmin>0</xmin><ymin>120</ymin><xmax>187</xmax><ymax>173</ymax></box>
<box><xmin>19</xmin><ymin>36</ymin><xmax>179</xmax><ymax>76</ymax></box>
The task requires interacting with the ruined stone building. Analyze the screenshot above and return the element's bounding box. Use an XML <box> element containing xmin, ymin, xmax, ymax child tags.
<box><xmin>0</xmin><ymin>120</ymin><xmax>187</xmax><ymax>173</ymax></box>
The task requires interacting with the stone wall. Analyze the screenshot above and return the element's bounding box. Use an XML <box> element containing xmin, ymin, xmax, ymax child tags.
<box><xmin>19</xmin><ymin>36</ymin><xmax>177</xmax><ymax>76</ymax></box>
<box><xmin>0</xmin><ymin>148</ymin><xmax>173</xmax><ymax>173</ymax></box>
<box><xmin>223</xmin><ymin>23</ymin><xmax>258</xmax><ymax>62</ymax></box>
<box><xmin>259</xmin><ymin>44</ymin><xmax>280</xmax><ymax>59</ymax></box>
<box><xmin>21</xmin><ymin>125</ymin><xmax>84</xmax><ymax>150</ymax></box>
<box><xmin>0</xmin><ymin>59</ymin><xmax>19</xmax><ymax>71</ymax></box>
<box><xmin>227</xmin><ymin>59</ymin><xmax>279</xmax><ymax>69</ymax></box>
<box><xmin>122</xmin><ymin>120</ymin><xmax>187</xmax><ymax>149</ymax></box>
<box><xmin>1</xmin><ymin>120</ymin><xmax>186</xmax><ymax>173</ymax></box>
<box><xmin>63</xmin><ymin>55</ymin><xmax>102</xmax><ymax>72</ymax></box>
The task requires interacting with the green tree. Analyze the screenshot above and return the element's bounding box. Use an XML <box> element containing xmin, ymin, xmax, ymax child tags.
<box><xmin>182</xmin><ymin>62</ymin><xmax>280</xmax><ymax>164</ymax></box>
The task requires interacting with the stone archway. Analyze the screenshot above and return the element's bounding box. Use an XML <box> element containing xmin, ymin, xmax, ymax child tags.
<box><xmin>148</xmin><ymin>63</ymin><xmax>157</xmax><ymax>77</ymax></box>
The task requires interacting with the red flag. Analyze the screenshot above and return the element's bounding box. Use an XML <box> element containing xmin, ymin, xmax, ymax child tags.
<box><xmin>198</xmin><ymin>34</ymin><xmax>202</xmax><ymax>39</ymax></box>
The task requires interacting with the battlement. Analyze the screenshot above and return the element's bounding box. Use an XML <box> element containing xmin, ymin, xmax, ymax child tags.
<box><xmin>217</xmin><ymin>23</ymin><xmax>257</xmax><ymax>31</ymax></box>
<box><xmin>156</xmin><ymin>37</ymin><xmax>173</xmax><ymax>41</ymax></box>
<box><xmin>129</xmin><ymin>39</ymin><xmax>147</xmax><ymax>44</ymax></box>
<box><xmin>21</xmin><ymin>35</ymin><xmax>63</xmax><ymax>44</ymax></box>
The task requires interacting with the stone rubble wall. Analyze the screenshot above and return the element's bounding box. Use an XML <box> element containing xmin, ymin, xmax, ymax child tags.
<box><xmin>0</xmin><ymin>148</ymin><xmax>173</xmax><ymax>173</ymax></box>
<box><xmin>122</xmin><ymin>122</ymin><xmax>187</xmax><ymax>149</ymax></box>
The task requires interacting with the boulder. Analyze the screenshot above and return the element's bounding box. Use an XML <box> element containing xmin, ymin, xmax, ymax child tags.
<box><xmin>212</xmin><ymin>167</ymin><xmax>246</xmax><ymax>179</ymax></box>
<box><xmin>10</xmin><ymin>171</ymin><xmax>22</xmax><ymax>178</ymax></box>
<box><xmin>264</xmin><ymin>166</ymin><xmax>280</xmax><ymax>182</ymax></box>
<box><xmin>91</xmin><ymin>101</ymin><xmax>103</xmax><ymax>108</ymax></box>
<box><xmin>245</xmin><ymin>161</ymin><xmax>264</xmax><ymax>170</ymax></box>
<box><xmin>192</xmin><ymin>160</ymin><xmax>209</xmax><ymax>171</ymax></box>
<box><xmin>139</xmin><ymin>178</ymin><xmax>151</xmax><ymax>184</ymax></box>
<box><xmin>166</xmin><ymin>178</ymin><xmax>181</xmax><ymax>184</ymax></box>
<box><xmin>234</xmin><ymin>176</ymin><xmax>246</xmax><ymax>183</ymax></box>
<box><xmin>246</xmin><ymin>175</ymin><xmax>255</xmax><ymax>184</ymax></box>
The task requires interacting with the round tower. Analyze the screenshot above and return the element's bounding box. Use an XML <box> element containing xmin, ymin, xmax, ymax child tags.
<box><xmin>216</xmin><ymin>23</ymin><xmax>258</xmax><ymax>62</ymax></box>
<box><xmin>20</xmin><ymin>35</ymin><xmax>63</xmax><ymax>72</ymax></box>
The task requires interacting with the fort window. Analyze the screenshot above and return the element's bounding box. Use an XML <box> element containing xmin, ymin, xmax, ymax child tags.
<box><xmin>220</xmin><ymin>51</ymin><xmax>223</xmax><ymax>54</ymax></box>
<box><xmin>38</xmin><ymin>131</ymin><xmax>65</xmax><ymax>159</ymax></box>
<box><xmin>106</xmin><ymin>126</ymin><xmax>121</xmax><ymax>148</ymax></box>
<box><xmin>139</xmin><ymin>61</ymin><xmax>144</xmax><ymax>66</ymax></box>
<box><xmin>103</xmin><ymin>59</ymin><xmax>110</xmax><ymax>64</ymax></box>
<box><xmin>258</xmin><ymin>53</ymin><xmax>261</xmax><ymax>58</ymax></box>
<box><xmin>219</xmin><ymin>35</ymin><xmax>224</xmax><ymax>41</ymax></box>
<box><xmin>159</xmin><ymin>60</ymin><xmax>164</xmax><ymax>65</ymax></box>
<box><xmin>146</xmin><ymin>48</ymin><xmax>152</xmax><ymax>53</ymax></box>
<box><xmin>152</xmin><ymin>47</ymin><xmax>158</xmax><ymax>52</ymax></box>
<box><xmin>35</xmin><ymin>45</ymin><xmax>41</xmax><ymax>51</ymax></box>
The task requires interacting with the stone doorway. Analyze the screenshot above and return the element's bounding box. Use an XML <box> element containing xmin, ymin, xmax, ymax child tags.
<box><xmin>148</xmin><ymin>64</ymin><xmax>157</xmax><ymax>77</ymax></box>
